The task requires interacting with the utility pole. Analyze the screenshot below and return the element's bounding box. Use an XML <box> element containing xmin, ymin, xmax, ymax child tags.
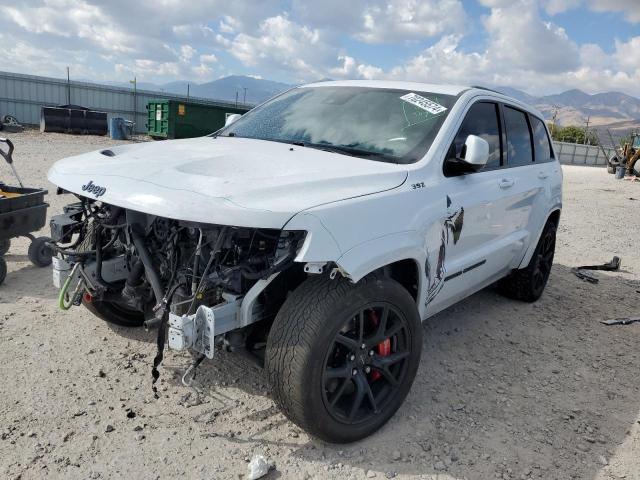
<box><xmin>66</xmin><ymin>66</ymin><xmax>71</xmax><ymax>105</ymax></box>
<box><xmin>130</xmin><ymin>77</ymin><xmax>137</xmax><ymax>125</ymax></box>
<box><xmin>187</xmin><ymin>83</ymin><xmax>190</xmax><ymax>101</ymax></box>
<box><xmin>584</xmin><ymin>116</ymin><xmax>591</xmax><ymax>145</ymax></box>
<box><xmin>606</xmin><ymin>128</ymin><xmax>616</xmax><ymax>148</ymax></box>
<box><xmin>235</xmin><ymin>90</ymin><xmax>238</xmax><ymax>108</ymax></box>
<box><xmin>551</xmin><ymin>105</ymin><xmax>559</xmax><ymax>139</ymax></box>
<box><xmin>243</xmin><ymin>87</ymin><xmax>247</xmax><ymax>104</ymax></box>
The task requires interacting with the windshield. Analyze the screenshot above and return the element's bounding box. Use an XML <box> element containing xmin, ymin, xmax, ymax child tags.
<box><xmin>218</xmin><ymin>86</ymin><xmax>455</xmax><ymax>164</ymax></box>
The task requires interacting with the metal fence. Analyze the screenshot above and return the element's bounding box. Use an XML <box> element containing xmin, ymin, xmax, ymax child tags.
<box><xmin>0</xmin><ymin>70</ymin><xmax>251</xmax><ymax>134</ymax></box>
<box><xmin>553</xmin><ymin>141</ymin><xmax>615</xmax><ymax>167</ymax></box>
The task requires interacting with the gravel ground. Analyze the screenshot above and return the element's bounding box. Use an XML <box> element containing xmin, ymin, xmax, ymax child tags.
<box><xmin>0</xmin><ymin>129</ymin><xmax>639</xmax><ymax>480</ymax></box>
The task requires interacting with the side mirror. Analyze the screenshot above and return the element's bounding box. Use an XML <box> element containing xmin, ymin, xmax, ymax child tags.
<box><xmin>460</xmin><ymin>134</ymin><xmax>489</xmax><ymax>170</ymax></box>
<box><xmin>225</xmin><ymin>114</ymin><xmax>242</xmax><ymax>127</ymax></box>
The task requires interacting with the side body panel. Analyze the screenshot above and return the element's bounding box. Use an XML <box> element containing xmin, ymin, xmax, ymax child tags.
<box><xmin>287</xmin><ymin>90</ymin><xmax>562</xmax><ymax>320</ymax></box>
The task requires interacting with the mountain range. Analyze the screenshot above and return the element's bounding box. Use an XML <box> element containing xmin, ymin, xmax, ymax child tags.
<box><xmin>117</xmin><ymin>75</ymin><xmax>292</xmax><ymax>105</ymax></box>
<box><xmin>496</xmin><ymin>86</ymin><xmax>640</xmax><ymax>129</ymax></box>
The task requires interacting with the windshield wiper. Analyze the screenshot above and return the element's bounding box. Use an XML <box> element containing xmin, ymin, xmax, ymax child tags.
<box><xmin>304</xmin><ymin>143</ymin><xmax>398</xmax><ymax>164</ymax></box>
<box><xmin>213</xmin><ymin>135</ymin><xmax>398</xmax><ymax>163</ymax></box>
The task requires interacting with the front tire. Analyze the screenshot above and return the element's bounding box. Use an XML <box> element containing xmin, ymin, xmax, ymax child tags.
<box><xmin>497</xmin><ymin>220</ymin><xmax>557</xmax><ymax>302</ymax></box>
<box><xmin>83</xmin><ymin>299</ymin><xmax>145</xmax><ymax>328</ymax></box>
<box><xmin>0</xmin><ymin>257</ymin><xmax>6</xmax><ymax>285</ymax></box>
<box><xmin>265</xmin><ymin>274</ymin><xmax>422</xmax><ymax>443</ymax></box>
<box><xmin>0</xmin><ymin>239</ymin><xmax>10</xmax><ymax>256</ymax></box>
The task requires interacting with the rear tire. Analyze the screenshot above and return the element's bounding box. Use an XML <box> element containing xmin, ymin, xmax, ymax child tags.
<box><xmin>265</xmin><ymin>274</ymin><xmax>422</xmax><ymax>443</ymax></box>
<box><xmin>28</xmin><ymin>236</ymin><xmax>53</xmax><ymax>267</ymax></box>
<box><xmin>0</xmin><ymin>257</ymin><xmax>6</xmax><ymax>285</ymax></box>
<box><xmin>497</xmin><ymin>221</ymin><xmax>557</xmax><ymax>302</ymax></box>
<box><xmin>0</xmin><ymin>239</ymin><xmax>10</xmax><ymax>256</ymax></box>
<box><xmin>83</xmin><ymin>299</ymin><xmax>145</xmax><ymax>328</ymax></box>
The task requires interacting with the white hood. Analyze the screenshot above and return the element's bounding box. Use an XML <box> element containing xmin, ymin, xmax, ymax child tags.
<box><xmin>47</xmin><ymin>136</ymin><xmax>407</xmax><ymax>228</ymax></box>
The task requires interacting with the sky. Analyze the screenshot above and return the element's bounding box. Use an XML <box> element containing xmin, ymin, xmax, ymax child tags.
<box><xmin>1</xmin><ymin>0</ymin><xmax>639</xmax><ymax>96</ymax></box>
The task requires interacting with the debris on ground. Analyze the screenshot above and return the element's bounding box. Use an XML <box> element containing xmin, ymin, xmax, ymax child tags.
<box><xmin>572</xmin><ymin>256</ymin><xmax>621</xmax><ymax>283</ymax></box>
<box><xmin>576</xmin><ymin>256</ymin><xmax>621</xmax><ymax>271</ymax></box>
<box><xmin>600</xmin><ymin>317</ymin><xmax>640</xmax><ymax>326</ymax></box>
<box><xmin>571</xmin><ymin>268</ymin><xmax>599</xmax><ymax>283</ymax></box>
<box><xmin>247</xmin><ymin>455</ymin><xmax>273</xmax><ymax>480</ymax></box>
<box><xmin>0</xmin><ymin>114</ymin><xmax>24</xmax><ymax>133</ymax></box>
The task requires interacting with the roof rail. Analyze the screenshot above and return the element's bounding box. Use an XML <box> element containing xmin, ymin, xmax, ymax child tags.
<box><xmin>470</xmin><ymin>85</ymin><xmax>504</xmax><ymax>95</ymax></box>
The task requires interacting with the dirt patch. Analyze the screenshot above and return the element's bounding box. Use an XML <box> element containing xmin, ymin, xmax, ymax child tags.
<box><xmin>1</xmin><ymin>130</ymin><xmax>638</xmax><ymax>479</ymax></box>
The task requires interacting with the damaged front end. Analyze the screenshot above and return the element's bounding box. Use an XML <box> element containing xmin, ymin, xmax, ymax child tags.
<box><xmin>49</xmin><ymin>196</ymin><xmax>306</xmax><ymax>373</ymax></box>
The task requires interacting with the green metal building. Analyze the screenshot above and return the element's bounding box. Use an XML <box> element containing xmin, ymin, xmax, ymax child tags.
<box><xmin>146</xmin><ymin>99</ymin><xmax>250</xmax><ymax>139</ymax></box>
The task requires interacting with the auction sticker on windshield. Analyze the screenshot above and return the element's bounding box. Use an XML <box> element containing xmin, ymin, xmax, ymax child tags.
<box><xmin>400</xmin><ymin>93</ymin><xmax>447</xmax><ymax>115</ymax></box>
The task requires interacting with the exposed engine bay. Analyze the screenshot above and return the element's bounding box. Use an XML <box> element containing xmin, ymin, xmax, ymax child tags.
<box><xmin>49</xmin><ymin>196</ymin><xmax>306</xmax><ymax>382</ymax></box>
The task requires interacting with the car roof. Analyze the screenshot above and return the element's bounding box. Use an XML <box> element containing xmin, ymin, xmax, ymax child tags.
<box><xmin>301</xmin><ymin>80</ymin><xmax>469</xmax><ymax>96</ymax></box>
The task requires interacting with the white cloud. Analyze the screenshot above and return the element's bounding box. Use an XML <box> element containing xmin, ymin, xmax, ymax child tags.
<box><xmin>330</xmin><ymin>56</ymin><xmax>383</xmax><ymax>79</ymax></box>
<box><xmin>199</xmin><ymin>53</ymin><xmax>218</xmax><ymax>65</ymax></box>
<box><xmin>542</xmin><ymin>0</ymin><xmax>581</xmax><ymax>15</ymax></box>
<box><xmin>579</xmin><ymin>43</ymin><xmax>612</xmax><ymax>70</ymax></box>
<box><xmin>588</xmin><ymin>0</ymin><xmax>640</xmax><ymax>23</ymax></box>
<box><xmin>387</xmin><ymin>35</ymin><xmax>489</xmax><ymax>84</ymax></box>
<box><xmin>292</xmin><ymin>0</ymin><xmax>365</xmax><ymax>31</ymax></box>
<box><xmin>3</xmin><ymin>1</ymin><xmax>139</xmax><ymax>54</ymax></box>
<box><xmin>180</xmin><ymin>45</ymin><xmax>196</xmax><ymax>62</ymax></box>
<box><xmin>482</xmin><ymin>0</ymin><xmax>579</xmax><ymax>73</ymax></box>
<box><xmin>223</xmin><ymin>14</ymin><xmax>332</xmax><ymax>80</ymax></box>
<box><xmin>614</xmin><ymin>36</ymin><xmax>640</xmax><ymax>70</ymax></box>
<box><xmin>133</xmin><ymin>59</ymin><xmax>181</xmax><ymax>77</ymax></box>
<box><xmin>219</xmin><ymin>15</ymin><xmax>241</xmax><ymax>34</ymax></box>
<box><xmin>357</xmin><ymin>0</ymin><xmax>466</xmax><ymax>43</ymax></box>
<box><xmin>172</xmin><ymin>23</ymin><xmax>215</xmax><ymax>40</ymax></box>
<box><xmin>292</xmin><ymin>0</ymin><xmax>466</xmax><ymax>44</ymax></box>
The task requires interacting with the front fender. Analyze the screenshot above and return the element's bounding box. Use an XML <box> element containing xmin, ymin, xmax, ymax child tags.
<box><xmin>335</xmin><ymin>230</ymin><xmax>425</xmax><ymax>284</ymax></box>
<box><xmin>283</xmin><ymin>212</ymin><xmax>342</xmax><ymax>262</ymax></box>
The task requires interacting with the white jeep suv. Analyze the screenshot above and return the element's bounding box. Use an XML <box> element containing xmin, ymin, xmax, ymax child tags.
<box><xmin>48</xmin><ymin>80</ymin><xmax>562</xmax><ymax>443</ymax></box>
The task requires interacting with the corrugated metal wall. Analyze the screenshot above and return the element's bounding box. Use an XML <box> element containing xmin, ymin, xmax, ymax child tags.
<box><xmin>0</xmin><ymin>71</ymin><xmax>250</xmax><ymax>133</ymax></box>
<box><xmin>553</xmin><ymin>141</ymin><xmax>616</xmax><ymax>167</ymax></box>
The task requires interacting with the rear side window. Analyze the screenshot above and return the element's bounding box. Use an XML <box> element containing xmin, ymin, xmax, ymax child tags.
<box><xmin>504</xmin><ymin>106</ymin><xmax>533</xmax><ymax>167</ymax></box>
<box><xmin>449</xmin><ymin>102</ymin><xmax>502</xmax><ymax>169</ymax></box>
<box><xmin>530</xmin><ymin>116</ymin><xmax>554</xmax><ymax>162</ymax></box>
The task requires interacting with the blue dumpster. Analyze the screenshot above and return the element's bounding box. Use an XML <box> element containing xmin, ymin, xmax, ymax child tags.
<box><xmin>109</xmin><ymin>117</ymin><xmax>127</xmax><ymax>140</ymax></box>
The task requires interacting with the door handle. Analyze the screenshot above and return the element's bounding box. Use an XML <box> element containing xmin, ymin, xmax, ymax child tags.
<box><xmin>498</xmin><ymin>178</ymin><xmax>514</xmax><ymax>189</ymax></box>
<box><xmin>538</xmin><ymin>171</ymin><xmax>549</xmax><ymax>179</ymax></box>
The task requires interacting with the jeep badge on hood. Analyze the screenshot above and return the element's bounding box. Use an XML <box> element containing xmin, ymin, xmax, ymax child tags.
<box><xmin>81</xmin><ymin>180</ymin><xmax>106</xmax><ymax>198</ymax></box>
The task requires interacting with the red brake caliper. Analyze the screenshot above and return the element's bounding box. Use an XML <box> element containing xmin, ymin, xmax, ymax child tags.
<box><xmin>367</xmin><ymin>309</ymin><xmax>391</xmax><ymax>381</ymax></box>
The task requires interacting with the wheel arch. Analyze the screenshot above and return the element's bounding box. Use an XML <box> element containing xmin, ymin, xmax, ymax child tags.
<box><xmin>372</xmin><ymin>258</ymin><xmax>421</xmax><ymax>303</ymax></box>
<box><xmin>333</xmin><ymin>231</ymin><xmax>426</xmax><ymax>309</ymax></box>
<box><xmin>518</xmin><ymin>207</ymin><xmax>561</xmax><ymax>268</ymax></box>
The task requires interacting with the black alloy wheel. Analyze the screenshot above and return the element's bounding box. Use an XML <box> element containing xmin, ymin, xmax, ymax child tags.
<box><xmin>266</xmin><ymin>274</ymin><xmax>422</xmax><ymax>443</ymax></box>
<box><xmin>532</xmin><ymin>226</ymin><xmax>555</xmax><ymax>295</ymax></box>
<box><xmin>322</xmin><ymin>304</ymin><xmax>411</xmax><ymax>424</ymax></box>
